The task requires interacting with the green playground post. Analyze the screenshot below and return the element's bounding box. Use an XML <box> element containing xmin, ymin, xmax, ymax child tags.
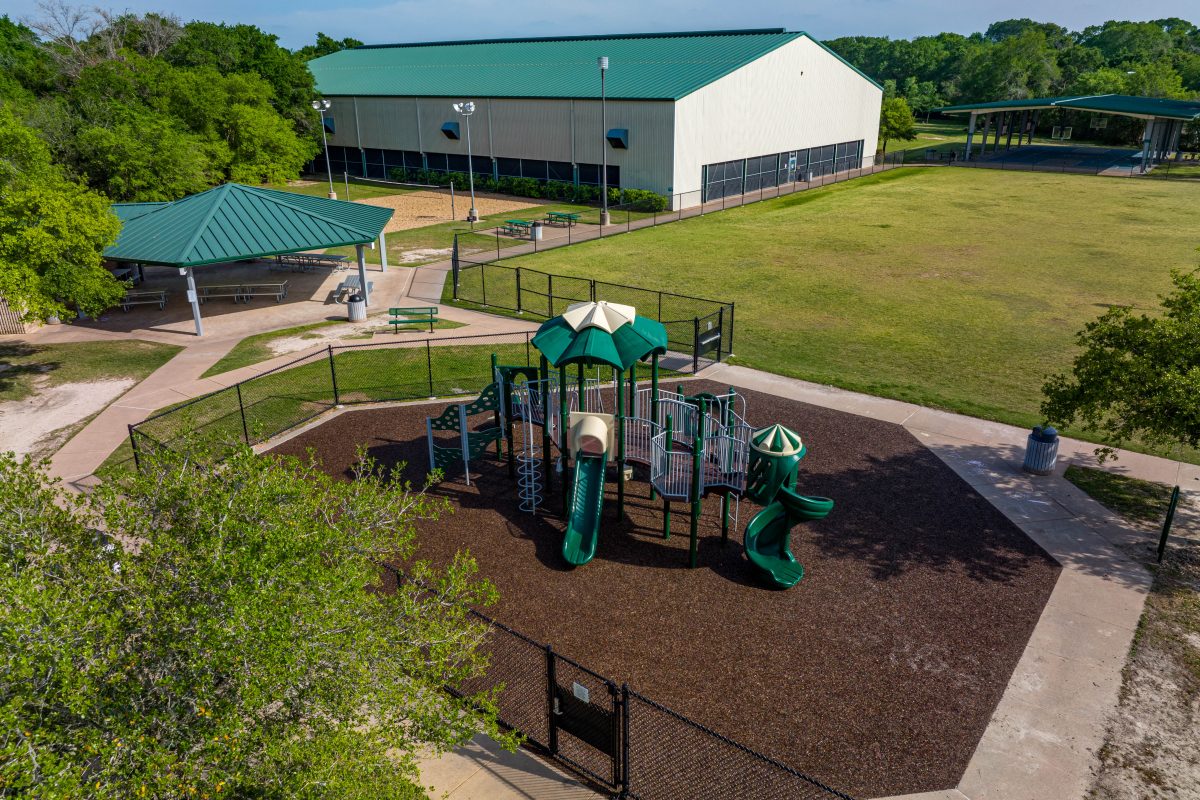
<box><xmin>540</xmin><ymin>355</ymin><xmax>551</xmax><ymax>490</ymax></box>
<box><xmin>491</xmin><ymin>354</ymin><xmax>505</xmax><ymax>463</ymax></box>
<box><xmin>616</xmin><ymin>368</ymin><xmax>625</xmax><ymax>520</ymax></box>
<box><xmin>689</xmin><ymin>423</ymin><xmax>702</xmax><ymax>568</ymax></box>
<box><xmin>663</xmin><ymin>413</ymin><xmax>673</xmax><ymax>539</ymax></box>
<box><xmin>628</xmin><ymin>362</ymin><xmax>637</xmax><ymax>415</ymax></box>
<box><xmin>721</xmin><ymin>492</ymin><xmax>730</xmax><ymax>545</ymax></box>
<box><xmin>649</xmin><ymin>354</ymin><xmax>659</xmax><ymax>501</ymax></box>
<box><xmin>559</xmin><ymin>364</ymin><xmax>569</xmax><ymax>517</ymax></box>
<box><xmin>577</xmin><ymin>362</ymin><xmax>586</xmax><ymax>412</ymax></box>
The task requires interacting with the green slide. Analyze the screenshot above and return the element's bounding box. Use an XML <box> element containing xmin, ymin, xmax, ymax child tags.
<box><xmin>743</xmin><ymin>488</ymin><xmax>834</xmax><ymax>589</ymax></box>
<box><xmin>561</xmin><ymin>453</ymin><xmax>607</xmax><ymax>566</ymax></box>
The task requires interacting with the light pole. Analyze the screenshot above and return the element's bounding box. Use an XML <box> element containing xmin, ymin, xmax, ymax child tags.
<box><xmin>453</xmin><ymin>101</ymin><xmax>478</xmax><ymax>223</ymax></box>
<box><xmin>598</xmin><ymin>56</ymin><xmax>609</xmax><ymax>226</ymax></box>
<box><xmin>311</xmin><ymin>99</ymin><xmax>335</xmax><ymax>199</ymax></box>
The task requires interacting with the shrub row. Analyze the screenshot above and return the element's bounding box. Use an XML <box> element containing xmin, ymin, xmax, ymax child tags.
<box><xmin>388</xmin><ymin>168</ymin><xmax>668</xmax><ymax>212</ymax></box>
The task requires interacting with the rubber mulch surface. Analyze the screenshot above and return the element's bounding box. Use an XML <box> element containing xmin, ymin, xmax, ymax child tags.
<box><xmin>268</xmin><ymin>380</ymin><xmax>1060</xmax><ymax>797</ymax></box>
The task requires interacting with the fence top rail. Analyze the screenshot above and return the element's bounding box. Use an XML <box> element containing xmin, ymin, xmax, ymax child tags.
<box><xmin>328</xmin><ymin>330</ymin><xmax>533</xmax><ymax>352</ymax></box>
<box><xmin>624</xmin><ymin>685</ymin><xmax>856</xmax><ymax>800</ymax></box>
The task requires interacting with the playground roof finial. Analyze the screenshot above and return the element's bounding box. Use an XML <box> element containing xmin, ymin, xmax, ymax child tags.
<box><xmin>751</xmin><ymin>424</ymin><xmax>804</xmax><ymax>457</ymax></box>
<box><xmin>562</xmin><ymin>301</ymin><xmax>636</xmax><ymax>334</ymax></box>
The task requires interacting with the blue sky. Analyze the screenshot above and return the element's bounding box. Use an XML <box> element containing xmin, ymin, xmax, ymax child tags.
<box><xmin>7</xmin><ymin>0</ymin><xmax>1197</xmax><ymax>49</ymax></box>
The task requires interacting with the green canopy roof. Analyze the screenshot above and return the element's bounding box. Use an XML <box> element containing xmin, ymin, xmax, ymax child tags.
<box><xmin>309</xmin><ymin>29</ymin><xmax>880</xmax><ymax>101</ymax></box>
<box><xmin>937</xmin><ymin>94</ymin><xmax>1200</xmax><ymax>121</ymax></box>
<box><xmin>751</xmin><ymin>424</ymin><xmax>805</xmax><ymax>457</ymax></box>
<box><xmin>105</xmin><ymin>184</ymin><xmax>394</xmax><ymax>267</ymax></box>
<box><xmin>532</xmin><ymin>303</ymin><xmax>668</xmax><ymax>370</ymax></box>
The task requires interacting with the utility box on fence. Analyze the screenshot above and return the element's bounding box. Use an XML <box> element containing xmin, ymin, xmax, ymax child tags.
<box><xmin>347</xmin><ymin>294</ymin><xmax>366</xmax><ymax>322</ymax></box>
<box><xmin>1022</xmin><ymin>426</ymin><xmax>1059</xmax><ymax>475</ymax></box>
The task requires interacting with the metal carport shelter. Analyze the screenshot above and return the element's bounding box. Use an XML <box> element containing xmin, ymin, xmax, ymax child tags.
<box><xmin>105</xmin><ymin>183</ymin><xmax>394</xmax><ymax>336</ymax></box>
<box><xmin>937</xmin><ymin>94</ymin><xmax>1200</xmax><ymax>171</ymax></box>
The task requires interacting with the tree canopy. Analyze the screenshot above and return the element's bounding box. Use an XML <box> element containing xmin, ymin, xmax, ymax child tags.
<box><xmin>0</xmin><ymin>445</ymin><xmax>507</xmax><ymax>798</ymax></box>
<box><xmin>1042</xmin><ymin>265</ymin><xmax>1200</xmax><ymax>461</ymax></box>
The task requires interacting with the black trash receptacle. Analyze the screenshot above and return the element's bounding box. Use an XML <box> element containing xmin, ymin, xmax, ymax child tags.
<box><xmin>347</xmin><ymin>293</ymin><xmax>366</xmax><ymax>322</ymax></box>
<box><xmin>1022</xmin><ymin>426</ymin><xmax>1059</xmax><ymax>475</ymax></box>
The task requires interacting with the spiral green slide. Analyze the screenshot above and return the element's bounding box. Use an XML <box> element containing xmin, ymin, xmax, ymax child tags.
<box><xmin>743</xmin><ymin>488</ymin><xmax>834</xmax><ymax>588</ymax></box>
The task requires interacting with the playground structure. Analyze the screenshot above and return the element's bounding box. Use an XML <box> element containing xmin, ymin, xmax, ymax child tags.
<box><xmin>425</xmin><ymin>300</ymin><xmax>832</xmax><ymax>586</ymax></box>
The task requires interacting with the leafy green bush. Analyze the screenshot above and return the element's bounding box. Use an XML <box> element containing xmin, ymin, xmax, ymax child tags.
<box><xmin>388</xmin><ymin>165</ymin><xmax>668</xmax><ymax>209</ymax></box>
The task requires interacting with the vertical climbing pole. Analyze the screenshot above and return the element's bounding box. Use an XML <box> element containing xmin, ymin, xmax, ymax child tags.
<box><xmin>577</xmin><ymin>363</ymin><xmax>586</xmax><ymax>412</ymax></box>
<box><xmin>628</xmin><ymin>362</ymin><xmax>637</xmax><ymax>416</ymax></box>
<box><xmin>559</xmin><ymin>364</ymin><xmax>569</xmax><ymax>517</ymax></box>
<box><xmin>459</xmin><ymin>404</ymin><xmax>471</xmax><ymax>486</ymax></box>
<box><xmin>616</xmin><ymin>367</ymin><xmax>626</xmax><ymax>520</ymax></box>
<box><xmin>663</xmin><ymin>413</ymin><xmax>673</xmax><ymax>539</ymax></box>
<box><xmin>491</xmin><ymin>354</ymin><xmax>504</xmax><ymax>460</ymax></box>
<box><xmin>650</xmin><ymin>353</ymin><xmax>659</xmax><ymax>501</ymax></box>
<box><xmin>688</xmin><ymin>398</ymin><xmax>706</xmax><ymax>568</ymax></box>
<box><xmin>720</xmin><ymin>390</ymin><xmax>731</xmax><ymax>545</ymax></box>
<box><xmin>540</xmin><ymin>355</ymin><xmax>552</xmax><ymax>492</ymax></box>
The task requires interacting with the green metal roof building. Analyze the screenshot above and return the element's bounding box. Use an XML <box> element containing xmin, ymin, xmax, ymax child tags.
<box><xmin>937</xmin><ymin>94</ymin><xmax>1200</xmax><ymax>170</ymax></box>
<box><xmin>307</xmin><ymin>29</ymin><xmax>883</xmax><ymax>205</ymax></box>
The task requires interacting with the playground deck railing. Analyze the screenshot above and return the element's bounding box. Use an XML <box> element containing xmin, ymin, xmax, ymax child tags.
<box><xmin>379</xmin><ymin>563</ymin><xmax>856</xmax><ymax>800</ymax></box>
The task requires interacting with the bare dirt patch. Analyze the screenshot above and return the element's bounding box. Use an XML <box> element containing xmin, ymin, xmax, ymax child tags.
<box><xmin>355</xmin><ymin>191</ymin><xmax>544</xmax><ymax>233</ymax></box>
<box><xmin>0</xmin><ymin>378</ymin><xmax>134</xmax><ymax>458</ymax></box>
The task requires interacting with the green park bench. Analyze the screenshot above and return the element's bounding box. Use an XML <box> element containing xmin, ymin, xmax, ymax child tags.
<box><xmin>501</xmin><ymin>219</ymin><xmax>533</xmax><ymax>237</ymax></box>
<box><xmin>389</xmin><ymin>306</ymin><xmax>439</xmax><ymax>333</ymax></box>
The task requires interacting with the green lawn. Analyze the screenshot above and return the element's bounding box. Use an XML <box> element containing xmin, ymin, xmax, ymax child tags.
<box><xmin>202</xmin><ymin>318</ymin><xmax>467</xmax><ymax>378</ymax></box>
<box><xmin>1064</xmin><ymin>465</ymin><xmax>1174</xmax><ymax>525</ymax></box>
<box><xmin>0</xmin><ymin>340</ymin><xmax>182</xmax><ymax>403</ymax></box>
<box><xmin>489</xmin><ymin>167</ymin><xmax>1200</xmax><ymax>457</ymax></box>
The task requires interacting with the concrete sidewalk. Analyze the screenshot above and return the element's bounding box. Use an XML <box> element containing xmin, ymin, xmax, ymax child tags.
<box><xmin>417</xmin><ymin>735</ymin><xmax>601</xmax><ymax>799</ymax></box>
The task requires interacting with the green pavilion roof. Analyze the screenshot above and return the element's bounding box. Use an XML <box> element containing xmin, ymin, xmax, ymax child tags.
<box><xmin>106</xmin><ymin>184</ymin><xmax>394</xmax><ymax>267</ymax></box>
<box><xmin>938</xmin><ymin>94</ymin><xmax>1200</xmax><ymax>121</ymax></box>
<box><xmin>532</xmin><ymin>304</ymin><xmax>669</xmax><ymax>371</ymax></box>
<box><xmin>309</xmin><ymin>29</ymin><xmax>880</xmax><ymax>100</ymax></box>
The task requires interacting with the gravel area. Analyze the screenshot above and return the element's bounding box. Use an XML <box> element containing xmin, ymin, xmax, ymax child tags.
<box><xmin>267</xmin><ymin>380</ymin><xmax>1061</xmax><ymax>797</ymax></box>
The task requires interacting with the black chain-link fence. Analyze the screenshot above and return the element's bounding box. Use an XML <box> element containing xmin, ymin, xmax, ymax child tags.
<box><xmin>450</xmin><ymin>260</ymin><xmax>734</xmax><ymax>371</ymax></box>
<box><xmin>377</xmin><ymin>561</ymin><xmax>850</xmax><ymax>799</ymax></box>
<box><xmin>129</xmin><ymin>333</ymin><xmax>535</xmax><ymax>466</ymax></box>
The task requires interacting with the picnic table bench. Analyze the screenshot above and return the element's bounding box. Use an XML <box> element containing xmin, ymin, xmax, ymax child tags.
<box><xmin>199</xmin><ymin>282</ymin><xmax>288</xmax><ymax>303</ymax></box>
<box><xmin>501</xmin><ymin>219</ymin><xmax>533</xmax><ymax>237</ymax></box>
<box><xmin>335</xmin><ymin>275</ymin><xmax>374</xmax><ymax>302</ymax></box>
<box><xmin>120</xmin><ymin>289</ymin><xmax>168</xmax><ymax>311</ymax></box>
<box><xmin>545</xmin><ymin>211</ymin><xmax>580</xmax><ymax>227</ymax></box>
<box><xmin>389</xmin><ymin>306</ymin><xmax>438</xmax><ymax>333</ymax></box>
<box><xmin>273</xmin><ymin>253</ymin><xmax>349</xmax><ymax>273</ymax></box>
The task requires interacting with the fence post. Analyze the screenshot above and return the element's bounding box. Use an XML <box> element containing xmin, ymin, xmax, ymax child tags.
<box><xmin>496</xmin><ymin>230</ymin><xmax>501</xmax><ymax>261</ymax></box>
<box><xmin>657</xmin><ymin>292</ymin><xmax>662</xmax><ymax>321</ymax></box>
<box><xmin>426</xmin><ymin>340</ymin><xmax>434</xmax><ymax>398</ymax></box>
<box><xmin>128</xmin><ymin>424</ymin><xmax>141</xmax><ymax>472</ymax></box>
<box><xmin>451</xmin><ymin>235</ymin><xmax>460</xmax><ymax>300</ymax></box>
<box><xmin>545</xmin><ymin>645</ymin><xmax>559</xmax><ymax>755</ymax></box>
<box><xmin>692</xmin><ymin>317</ymin><xmax>700</xmax><ymax>372</ymax></box>
<box><xmin>328</xmin><ymin>345</ymin><xmax>341</xmax><ymax>405</ymax></box>
<box><xmin>515</xmin><ymin>267</ymin><xmax>523</xmax><ymax>314</ymax></box>
<box><xmin>717</xmin><ymin>306</ymin><xmax>725</xmax><ymax>361</ymax></box>
<box><xmin>547</xmin><ymin>274</ymin><xmax>554</xmax><ymax>317</ymax></box>
<box><xmin>236</xmin><ymin>382</ymin><xmax>250</xmax><ymax>444</ymax></box>
<box><xmin>590</xmin><ymin>280</ymin><xmax>597</xmax><ymax>303</ymax></box>
<box><xmin>481</xmin><ymin>263</ymin><xmax>487</xmax><ymax>306</ymax></box>
<box><xmin>620</xmin><ymin>683</ymin><xmax>631</xmax><ymax>797</ymax></box>
<box><xmin>1157</xmin><ymin>485</ymin><xmax>1181</xmax><ymax>563</ymax></box>
<box><xmin>728</xmin><ymin>302</ymin><xmax>736</xmax><ymax>356</ymax></box>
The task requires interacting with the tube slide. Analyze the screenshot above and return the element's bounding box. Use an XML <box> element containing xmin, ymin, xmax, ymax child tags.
<box><xmin>743</xmin><ymin>488</ymin><xmax>833</xmax><ymax>589</ymax></box>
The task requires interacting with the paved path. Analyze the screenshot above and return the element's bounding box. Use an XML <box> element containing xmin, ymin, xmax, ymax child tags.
<box><xmin>702</xmin><ymin>364</ymin><xmax>1153</xmax><ymax>800</ymax></box>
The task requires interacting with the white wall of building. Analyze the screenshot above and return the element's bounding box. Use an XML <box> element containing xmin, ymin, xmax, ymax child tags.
<box><xmin>671</xmin><ymin>35</ymin><xmax>882</xmax><ymax>196</ymax></box>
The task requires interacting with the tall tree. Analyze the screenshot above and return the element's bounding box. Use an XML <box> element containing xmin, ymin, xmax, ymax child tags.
<box><xmin>296</xmin><ymin>31</ymin><xmax>364</xmax><ymax>61</ymax></box>
<box><xmin>1043</xmin><ymin>266</ymin><xmax>1200</xmax><ymax>461</ymax></box>
<box><xmin>0</xmin><ymin>445</ymin><xmax>509</xmax><ymax>798</ymax></box>
<box><xmin>0</xmin><ymin>107</ymin><xmax>123</xmax><ymax>321</ymax></box>
<box><xmin>878</xmin><ymin>96</ymin><xmax>918</xmax><ymax>154</ymax></box>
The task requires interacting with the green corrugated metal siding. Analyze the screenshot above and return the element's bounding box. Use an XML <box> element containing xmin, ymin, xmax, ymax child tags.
<box><xmin>309</xmin><ymin>30</ymin><xmax>805</xmax><ymax>100</ymax></box>
<box><xmin>105</xmin><ymin>184</ymin><xmax>393</xmax><ymax>267</ymax></box>
<box><xmin>939</xmin><ymin>94</ymin><xmax>1200</xmax><ymax>121</ymax></box>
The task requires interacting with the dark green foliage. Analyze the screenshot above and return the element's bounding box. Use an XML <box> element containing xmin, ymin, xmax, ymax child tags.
<box><xmin>828</xmin><ymin>16</ymin><xmax>1200</xmax><ymax>148</ymax></box>
<box><xmin>387</xmin><ymin>167</ymin><xmax>668</xmax><ymax>210</ymax></box>
<box><xmin>1043</xmin><ymin>267</ymin><xmax>1200</xmax><ymax>461</ymax></box>
<box><xmin>296</xmin><ymin>31</ymin><xmax>364</xmax><ymax>61</ymax></box>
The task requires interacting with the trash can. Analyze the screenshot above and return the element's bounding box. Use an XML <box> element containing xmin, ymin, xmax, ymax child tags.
<box><xmin>347</xmin><ymin>293</ymin><xmax>366</xmax><ymax>322</ymax></box>
<box><xmin>531</xmin><ymin>221</ymin><xmax>544</xmax><ymax>242</ymax></box>
<box><xmin>1022</xmin><ymin>426</ymin><xmax>1059</xmax><ymax>475</ymax></box>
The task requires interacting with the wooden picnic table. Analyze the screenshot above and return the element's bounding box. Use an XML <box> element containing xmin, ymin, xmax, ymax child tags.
<box><xmin>120</xmin><ymin>289</ymin><xmax>168</xmax><ymax>311</ymax></box>
<box><xmin>199</xmin><ymin>282</ymin><xmax>288</xmax><ymax>303</ymax></box>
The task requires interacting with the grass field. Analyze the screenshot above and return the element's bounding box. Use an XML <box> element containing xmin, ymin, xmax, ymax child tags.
<box><xmin>491</xmin><ymin>167</ymin><xmax>1200</xmax><ymax>454</ymax></box>
<box><xmin>1064</xmin><ymin>465</ymin><xmax>1174</xmax><ymax>524</ymax></box>
<box><xmin>0</xmin><ymin>340</ymin><xmax>181</xmax><ymax>402</ymax></box>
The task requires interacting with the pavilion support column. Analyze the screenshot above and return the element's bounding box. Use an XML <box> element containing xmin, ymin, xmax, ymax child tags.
<box><xmin>1021</xmin><ymin>110</ymin><xmax>1032</xmax><ymax>145</ymax></box>
<box><xmin>978</xmin><ymin>114</ymin><xmax>992</xmax><ymax>159</ymax></box>
<box><xmin>356</xmin><ymin>244</ymin><xmax>370</xmax><ymax>306</ymax></box>
<box><xmin>378</xmin><ymin>232</ymin><xmax>387</xmax><ymax>272</ymax></box>
<box><xmin>993</xmin><ymin>113</ymin><xmax>1003</xmax><ymax>152</ymax></box>
<box><xmin>1141</xmin><ymin>119</ymin><xmax>1155</xmax><ymax>173</ymax></box>
<box><xmin>964</xmin><ymin>112</ymin><xmax>977</xmax><ymax>160</ymax></box>
<box><xmin>1168</xmin><ymin>121</ymin><xmax>1183</xmax><ymax>159</ymax></box>
<box><xmin>181</xmin><ymin>267</ymin><xmax>203</xmax><ymax>337</ymax></box>
<box><xmin>1005</xmin><ymin>111</ymin><xmax>1015</xmax><ymax>150</ymax></box>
